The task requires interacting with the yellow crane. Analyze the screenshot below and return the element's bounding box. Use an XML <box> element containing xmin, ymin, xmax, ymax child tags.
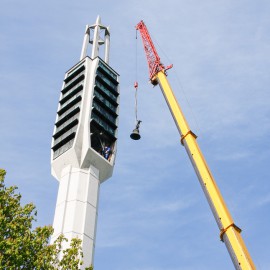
<box><xmin>135</xmin><ymin>20</ymin><xmax>256</xmax><ymax>270</ymax></box>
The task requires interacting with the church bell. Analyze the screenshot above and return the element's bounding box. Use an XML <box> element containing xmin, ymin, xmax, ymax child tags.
<box><xmin>130</xmin><ymin>120</ymin><xmax>141</xmax><ymax>140</ymax></box>
<box><xmin>130</xmin><ymin>128</ymin><xmax>141</xmax><ymax>140</ymax></box>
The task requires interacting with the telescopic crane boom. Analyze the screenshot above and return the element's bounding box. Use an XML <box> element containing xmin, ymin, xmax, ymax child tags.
<box><xmin>136</xmin><ymin>20</ymin><xmax>255</xmax><ymax>270</ymax></box>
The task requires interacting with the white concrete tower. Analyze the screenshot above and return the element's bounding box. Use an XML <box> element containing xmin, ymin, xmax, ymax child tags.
<box><xmin>51</xmin><ymin>16</ymin><xmax>119</xmax><ymax>268</ymax></box>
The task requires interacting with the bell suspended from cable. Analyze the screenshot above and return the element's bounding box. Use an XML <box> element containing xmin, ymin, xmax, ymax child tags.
<box><xmin>130</xmin><ymin>81</ymin><xmax>142</xmax><ymax>140</ymax></box>
<box><xmin>130</xmin><ymin>120</ymin><xmax>142</xmax><ymax>140</ymax></box>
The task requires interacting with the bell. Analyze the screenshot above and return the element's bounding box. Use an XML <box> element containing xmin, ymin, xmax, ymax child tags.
<box><xmin>130</xmin><ymin>128</ymin><xmax>141</xmax><ymax>140</ymax></box>
<box><xmin>130</xmin><ymin>120</ymin><xmax>142</xmax><ymax>140</ymax></box>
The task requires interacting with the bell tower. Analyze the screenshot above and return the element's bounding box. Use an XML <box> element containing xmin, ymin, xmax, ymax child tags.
<box><xmin>50</xmin><ymin>16</ymin><xmax>119</xmax><ymax>268</ymax></box>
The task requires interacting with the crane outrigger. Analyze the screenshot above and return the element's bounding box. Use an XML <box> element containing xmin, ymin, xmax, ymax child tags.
<box><xmin>135</xmin><ymin>20</ymin><xmax>255</xmax><ymax>270</ymax></box>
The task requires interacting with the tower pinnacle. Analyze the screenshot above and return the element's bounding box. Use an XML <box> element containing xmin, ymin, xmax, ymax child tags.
<box><xmin>80</xmin><ymin>16</ymin><xmax>110</xmax><ymax>63</ymax></box>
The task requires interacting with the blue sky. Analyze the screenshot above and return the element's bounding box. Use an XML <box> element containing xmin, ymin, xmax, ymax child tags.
<box><xmin>1</xmin><ymin>0</ymin><xmax>270</xmax><ymax>269</ymax></box>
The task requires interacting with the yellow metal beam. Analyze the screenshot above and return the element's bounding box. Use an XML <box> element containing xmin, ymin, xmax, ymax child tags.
<box><xmin>154</xmin><ymin>70</ymin><xmax>256</xmax><ymax>270</ymax></box>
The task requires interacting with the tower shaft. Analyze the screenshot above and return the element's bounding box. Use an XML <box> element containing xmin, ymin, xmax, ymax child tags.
<box><xmin>51</xmin><ymin>165</ymin><xmax>100</xmax><ymax>267</ymax></box>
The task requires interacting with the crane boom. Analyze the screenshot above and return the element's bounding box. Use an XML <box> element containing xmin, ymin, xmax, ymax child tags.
<box><xmin>136</xmin><ymin>20</ymin><xmax>255</xmax><ymax>270</ymax></box>
<box><xmin>136</xmin><ymin>21</ymin><xmax>164</xmax><ymax>80</ymax></box>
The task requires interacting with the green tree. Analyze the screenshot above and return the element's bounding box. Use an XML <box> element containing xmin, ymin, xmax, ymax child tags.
<box><xmin>0</xmin><ymin>169</ymin><xmax>93</xmax><ymax>270</ymax></box>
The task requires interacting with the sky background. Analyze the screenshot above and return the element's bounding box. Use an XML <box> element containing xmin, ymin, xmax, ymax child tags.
<box><xmin>1</xmin><ymin>0</ymin><xmax>270</xmax><ymax>269</ymax></box>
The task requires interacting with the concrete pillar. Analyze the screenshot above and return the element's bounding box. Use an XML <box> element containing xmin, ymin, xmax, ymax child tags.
<box><xmin>80</xmin><ymin>25</ymin><xmax>90</xmax><ymax>60</ymax></box>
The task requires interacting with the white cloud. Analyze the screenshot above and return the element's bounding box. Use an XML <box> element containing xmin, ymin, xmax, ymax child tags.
<box><xmin>254</xmin><ymin>193</ymin><xmax>270</xmax><ymax>207</ymax></box>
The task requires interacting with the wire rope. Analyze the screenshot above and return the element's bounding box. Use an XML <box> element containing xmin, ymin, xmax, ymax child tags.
<box><xmin>135</xmin><ymin>85</ymin><xmax>138</xmax><ymax>122</ymax></box>
<box><xmin>134</xmin><ymin>29</ymin><xmax>139</xmax><ymax>123</ymax></box>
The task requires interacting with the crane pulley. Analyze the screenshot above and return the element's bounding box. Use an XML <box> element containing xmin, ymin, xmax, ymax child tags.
<box><xmin>135</xmin><ymin>20</ymin><xmax>256</xmax><ymax>270</ymax></box>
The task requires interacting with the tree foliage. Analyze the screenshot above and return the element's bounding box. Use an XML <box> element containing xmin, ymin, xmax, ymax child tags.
<box><xmin>0</xmin><ymin>169</ymin><xmax>93</xmax><ymax>270</ymax></box>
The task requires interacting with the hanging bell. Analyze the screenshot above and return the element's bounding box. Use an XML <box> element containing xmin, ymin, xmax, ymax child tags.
<box><xmin>130</xmin><ymin>120</ymin><xmax>141</xmax><ymax>140</ymax></box>
<box><xmin>130</xmin><ymin>128</ymin><xmax>141</xmax><ymax>140</ymax></box>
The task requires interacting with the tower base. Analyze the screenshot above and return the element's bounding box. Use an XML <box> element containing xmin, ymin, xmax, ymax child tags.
<box><xmin>51</xmin><ymin>165</ymin><xmax>100</xmax><ymax>268</ymax></box>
